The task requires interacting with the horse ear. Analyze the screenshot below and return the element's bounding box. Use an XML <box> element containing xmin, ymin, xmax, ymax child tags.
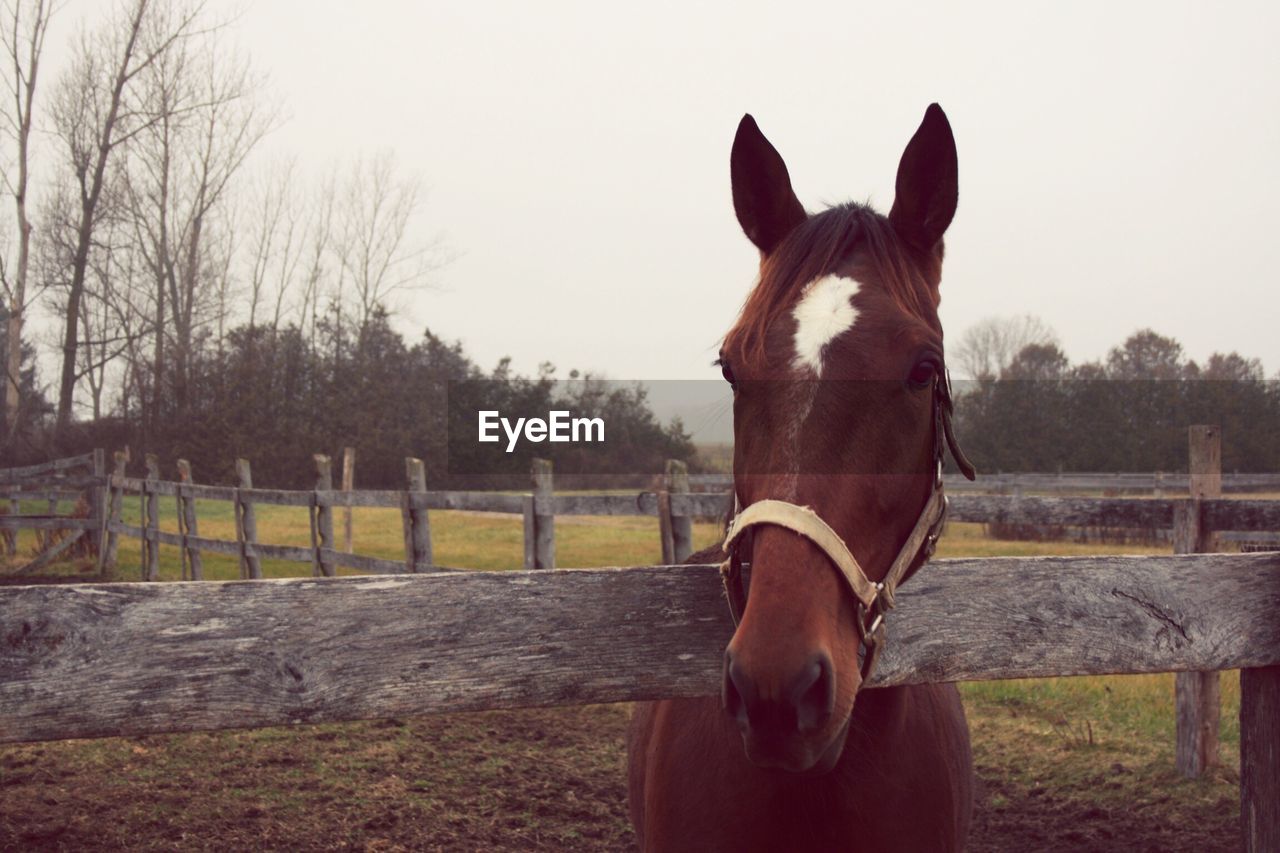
<box><xmin>889</xmin><ymin>104</ymin><xmax>958</xmax><ymax>253</ymax></box>
<box><xmin>731</xmin><ymin>114</ymin><xmax>807</xmax><ymax>255</ymax></box>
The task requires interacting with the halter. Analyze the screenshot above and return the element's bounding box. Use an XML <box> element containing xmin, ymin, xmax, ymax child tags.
<box><xmin>719</xmin><ymin>371</ymin><xmax>975</xmax><ymax>684</ymax></box>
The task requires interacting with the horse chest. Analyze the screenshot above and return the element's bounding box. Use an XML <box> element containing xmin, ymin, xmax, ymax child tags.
<box><xmin>631</xmin><ymin>686</ymin><xmax>971</xmax><ymax>853</ymax></box>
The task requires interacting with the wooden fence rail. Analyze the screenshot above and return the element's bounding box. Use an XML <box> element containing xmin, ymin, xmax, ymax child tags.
<box><xmin>0</xmin><ymin>551</ymin><xmax>1275</xmax><ymax>739</ymax></box>
<box><xmin>0</xmin><ymin>451</ymin><xmax>98</xmax><ymax>484</ymax></box>
<box><xmin>689</xmin><ymin>471</ymin><xmax>1280</xmax><ymax>493</ymax></box>
<box><xmin>10</xmin><ymin>484</ymin><xmax>1280</xmax><ymax>533</ymax></box>
<box><xmin>20</xmin><ymin>491</ymin><xmax>1280</xmax><ymax>532</ymax></box>
<box><xmin>86</xmin><ymin>481</ymin><xmax>1280</xmax><ymax>582</ymax></box>
<box><xmin>90</xmin><ymin>477</ymin><xmax>1280</xmax><ymax>527</ymax></box>
<box><xmin>1</xmin><ymin>551</ymin><xmax>1277</xmax><ymax>849</ymax></box>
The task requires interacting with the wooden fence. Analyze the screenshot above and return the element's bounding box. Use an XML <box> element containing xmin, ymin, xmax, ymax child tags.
<box><xmin>0</xmin><ymin>451</ymin><xmax>106</xmax><ymax>573</ymax></box>
<box><xmin>6</xmin><ymin>451</ymin><xmax>1280</xmax><ymax>583</ymax></box>
<box><xmin>0</xmin><ymin>551</ymin><xmax>1275</xmax><ymax>849</ymax></box>
<box><xmin>2</xmin><ymin>439</ymin><xmax>1279</xmax><ymax>849</ymax></box>
<box><xmin>94</xmin><ymin>455</ymin><xmax>733</xmax><ymax>578</ymax></box>
<box><xmin>690</xmin><ymin>470</ymin><xmax>1280</xmax><ymax>494</ymax></box>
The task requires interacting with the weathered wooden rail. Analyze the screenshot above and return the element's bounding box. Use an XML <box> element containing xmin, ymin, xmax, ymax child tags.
<box><xmin>0</xmin><ymin>451</ymin><xmax>100</xmax><ymax>484</ymax></box>
<box><xmin>0</xmin><ymin>450</ymin><xmax>105</xmax><ymax>567</ymax></box>
<box><xmin>0</xmin><ymin>551</ymin><xmax>1277</xmax><ymax>849</ymax></box>
<box><xmin>690</xmin><ymin>470</ymin><xmax>1280</xmax><ymax>494</ymax></box>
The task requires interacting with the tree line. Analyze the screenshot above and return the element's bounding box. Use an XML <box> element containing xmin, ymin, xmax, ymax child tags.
<box><xmin>1</xmin><ymin>0</ymin><xmax>443</xmax><ymax>459</ymax></box>
<box><xmin>952</xmin><ymin>326</ymin><xmax>1280</xmax><ymax>473</ymax></box>
<box><xmin>3</xmin><ymin>305</ymin><xmax>697</xmax><ymax>488</ymax></box>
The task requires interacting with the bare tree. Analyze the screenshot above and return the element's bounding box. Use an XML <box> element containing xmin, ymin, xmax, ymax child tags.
<box><xmin>78</xmin><ymin>206</ymin><xmax>141</xmax><ymax>419</ymax></box>
<box><xmin>298</xmin><ymin>169</ymin><xmax>336</xmax><ymax>347</ymax></box>
<box><xmin>952</xmin><ymin>314</ymin><xmax>1060</xmax><ymax>381</ymax></box>
<box><xmin>47</xmin><ymin>0</ymin><xmax>205</xmax><ymax>440</ymax></box>
<box><xmin>123</xmin><ymin>22</ymin><xmax>273</xmax><ymax>425</ymax></box>
<box><xmin>0</xmin><ymin>0</ymin><xmax>57</xmax><ymax>443</ymax></box>
<box><xmin>242</xmin><ymin>155</ymin><xmax>305</xmax><ymax>330</ymax></box>
<box><xmin>36</xmin><ymin>166</ymin><xmax>148</xmax><ymax>421</ymax></box>
<box><xmin>333</xmin><ymin>151</ymin><xmax>440</xmax><ymax>332</ymax></box>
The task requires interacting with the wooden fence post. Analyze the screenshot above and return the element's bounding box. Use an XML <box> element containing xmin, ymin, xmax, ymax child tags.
<box><xmin>35</xmin><ymin>493</ymin><xmax>55</xmax><ymax>550</ymax></box>
<box><xmin>88</xmin><ymin>448</ymin><xmax>105</xmax><ymax>560</ymax></box>
<box><xmin>103</xmin><ymin>449</ymin><xmax>128</xmax><ymax>571</ymax></box>
<box><xmin>342</xmin><ymin>446</ymin><xmax>355</xmax><ymax>553</ymax></box>
<box><xmin>665</xmin><ymin>459</ymin><xmax>693</xmax><ymax>563</ymax></box>
<box><xmin>657</xmin><ymin>490</ymin><xmax>675</xmax><ymax>564</ymax></box>
<box><xmin>531</xmin><ymin>458</ymin><xmax>555</xmax><ymax>569</ymax></box>
<box><xmin>313</xmin><ymin>454</ymin><xmax>335</xmax><ymax>577</ymax></box>
<box><xmin>4</xmin><ymin>495</ymin><xmax>14</xmax><ymax>556</ymax></box>
<box><xmin>143</xmin><ymin>454</ymin><xmax>160</xmax><ymax>582</ymax></box>
<box><xmin>1175</xmin><ymin>424</ymin><xmax>1221</xmax><ymax>778</ymax></box>
<box><xmin>234</xmin><ymin>458</ymin><xmax>262</xmax><ymax>580</ymax></box>
<box><xmin>176</xmin><ymin>460</ymin><xmax>203</xmax><ymax>581</ymax></box>
<box><xmin>522</xmin><ymin>495</ymin><xmax>536</xmax><ymax>570</ymax></box>
<box><xmin>401</xmin><ymin>457</ymin><xmax>433</xmax><ymax>572</ymax></box>
<box><xmin>1241</xmin><ymin>664</ymin><xmax>1280</xmax><ymax>852</ymax></box>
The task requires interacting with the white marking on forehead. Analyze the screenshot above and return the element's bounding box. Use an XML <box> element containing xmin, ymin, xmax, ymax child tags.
<box><xmin>790</xmin><ymin>274</ymin><xmax>861</xmax><ymax>374</ymax></box>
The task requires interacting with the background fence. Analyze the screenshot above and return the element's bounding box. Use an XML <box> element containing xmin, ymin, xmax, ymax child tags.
<box><xmin>690</xmin><ymin>470</ymin><xmax>1280</xmax><ymax>494</ymax></box>
<box><xmin>5</xmin><ymin>449</ymin><xmax>1280</xmax><ymax>583</ymax></box>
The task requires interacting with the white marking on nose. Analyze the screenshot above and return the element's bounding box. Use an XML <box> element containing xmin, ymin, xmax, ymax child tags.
<box><xmin>791</xmin><ymin>274</ymin><xmax>861</xmax><ymax>374</ymax></box>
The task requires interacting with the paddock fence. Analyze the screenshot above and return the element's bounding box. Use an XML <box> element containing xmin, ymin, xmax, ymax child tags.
<box><xmin>691</xmin><ymin>470</ymin><xmax>1280</xmax><ymax>495</ymax></box>
<box><xmin>0</xmin><ymin>450</ymin><xmax>106</xmax><ymax>574</ymax></box>
<box><xmin>4</xmin><ymin>450</ymin><xmax>1280</xmax><ymax>582</ymax></box>
<box><xmin>1</xmin><ymin>433</ymin><xmax>1278</xmax><ymax>850</ymax></box>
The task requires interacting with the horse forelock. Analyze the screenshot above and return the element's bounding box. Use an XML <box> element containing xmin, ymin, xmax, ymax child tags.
<box><xmin>722</xmin><ymin>203</ymin><xmax>939</xmax><ymax>370</ymax></box>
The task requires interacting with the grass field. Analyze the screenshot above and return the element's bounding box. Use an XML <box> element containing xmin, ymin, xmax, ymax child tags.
<box><xmin>0</xmin><ymin>506</ymin><xmax>1246</xmax><ymax>850</ymax></box>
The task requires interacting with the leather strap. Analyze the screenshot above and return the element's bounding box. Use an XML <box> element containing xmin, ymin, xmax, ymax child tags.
<box><xmin>718</xmin><ymin>487</ymin><xmax>946</xmax><ymax>617</ymax></box>
<box><xmin>722</xmin><ymin>499</ymin><xmax>881</xmax><ymax>608</ymax></box>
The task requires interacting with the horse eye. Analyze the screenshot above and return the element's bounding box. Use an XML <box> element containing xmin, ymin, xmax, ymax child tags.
<box><xmin>907</xmin><ymin>359</ymin><xmax>938</xmax><ymax>389</ymax></box>
<box><xmin>716</xmin><ymin>358</ymin><xmax>736</xmax><ymax>388</ymax></box>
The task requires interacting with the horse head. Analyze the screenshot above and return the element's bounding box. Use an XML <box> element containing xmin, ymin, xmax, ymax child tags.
<box><xmin>717</xmin><ymin>104</ymin><xmax>971</xmax><ymax>773</ymax></box>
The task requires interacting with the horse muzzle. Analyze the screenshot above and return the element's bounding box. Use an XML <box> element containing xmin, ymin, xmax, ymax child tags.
<box><xmin>724</xmin><ymin>664</ymin><xmax>852</xmax><ymax>775</ymax></box>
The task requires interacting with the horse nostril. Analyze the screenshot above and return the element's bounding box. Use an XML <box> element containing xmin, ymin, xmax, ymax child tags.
<box><xmin>790</xmin><ymin>652</ymin><xmax>835</xmax><ymax>734</ymax></box>
<box><xmin>724</xmin><ymin>650</ymin><xmax>834</xmax><ymax>735</ymax></box>
<box><xmin>722</xmin><ymin>651</ymin><xmax>753</xmax><ymax>729</ymax></box>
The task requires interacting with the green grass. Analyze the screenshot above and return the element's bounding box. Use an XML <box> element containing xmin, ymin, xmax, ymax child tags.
<box><xmin>4</xmin><ymin>498</ymin><xmax>726</xmax><ymax>581</ymax></box>
<box><xmin>962</xmin><ymin>671</ymin><xmax>1240</xmax><ymax>756</ymax></box>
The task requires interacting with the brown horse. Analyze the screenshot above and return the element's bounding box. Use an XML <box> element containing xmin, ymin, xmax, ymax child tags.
<box><xmin>628</xmin><ymin>105</ymin><xmax>975</xmax><ymax>851</ymax></box>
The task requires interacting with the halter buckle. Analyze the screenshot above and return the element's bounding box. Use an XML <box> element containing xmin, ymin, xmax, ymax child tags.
<box><xmin>856</xmin><ymin>582</ymin><xmax>886</xmax><ymax>643</ymax></box>
<box><xmin>856</xmin><ymin>585</ymin><xmax>888</xmax><ymax>683</ymax></box>
<box><xmin>923</xmin><ymin>494</ymin><xmax>950</xmax><ymax>560</ymax></box>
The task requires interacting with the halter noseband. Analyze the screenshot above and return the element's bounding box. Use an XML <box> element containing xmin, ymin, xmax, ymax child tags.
<box><xmin>719</xmin><ymin>373</ymin><xmax>975</xmax><ymax>684</ymax></box>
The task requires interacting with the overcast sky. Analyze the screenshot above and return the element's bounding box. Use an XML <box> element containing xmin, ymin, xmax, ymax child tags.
<box><xmin>39</xmin><ymin>0</ymin><xmax>1280</xmax><ymax>386</ymax></box>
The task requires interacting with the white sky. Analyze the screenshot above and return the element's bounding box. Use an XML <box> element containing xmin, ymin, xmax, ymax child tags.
<box><xmin>33</xmin><ymin>0</ymin><xmax>1280</xmax><ymax>384</ymax></box>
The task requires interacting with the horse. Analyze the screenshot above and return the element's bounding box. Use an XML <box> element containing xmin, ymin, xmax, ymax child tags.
<box><xmin>627</xmin><ymin>105</ymin><xmax>976</xmax><ymax>852</ymax></box>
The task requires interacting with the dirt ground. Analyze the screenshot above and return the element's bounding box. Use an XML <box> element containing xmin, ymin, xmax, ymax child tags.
<box><xmin>0</xmin><ymin>702</ymin><xmax>1242</xmax><ymax>852</ymax></box>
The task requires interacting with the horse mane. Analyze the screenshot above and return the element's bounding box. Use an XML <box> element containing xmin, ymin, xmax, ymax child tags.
<box><xmin>723</xmin><ymin>203</ymin><xmax>936</xmax><ymax>362</ymax></box>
